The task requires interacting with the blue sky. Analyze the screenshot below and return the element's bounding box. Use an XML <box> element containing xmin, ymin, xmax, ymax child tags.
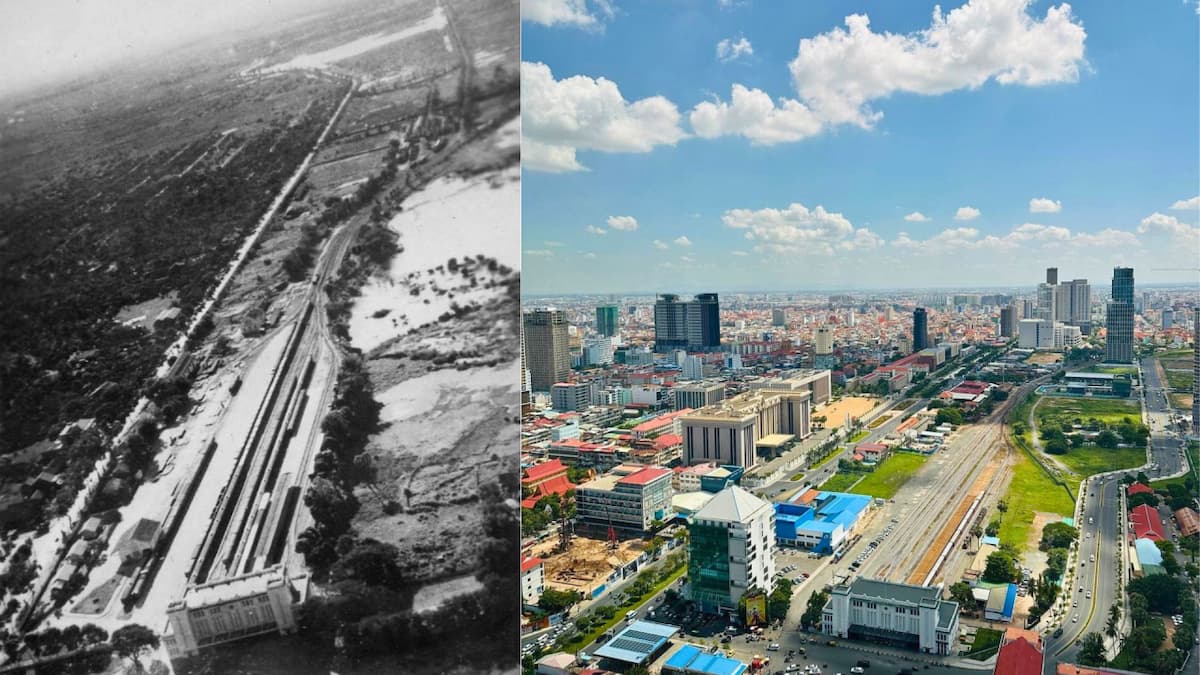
<box><xmin>520</xmin><ymin>0</ymin><xmax>1200</xmax><ymax>294</ymax></box>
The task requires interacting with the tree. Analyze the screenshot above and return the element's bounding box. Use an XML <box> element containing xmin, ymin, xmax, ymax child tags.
<box><xmin>1096</xmin><ymin>430</ymin><xmax>1119</xmax><ymax>449</ymax></box>
<box><xmin>538</xmin><ymin>589</ymin><xmax>581</xmax><ymax>614</ymax></box>
<box><xmin>982</xmin><ymin>551</ymin><xmax>1018</xmax><ymax>583</ymax></box>
<box><xmin>1045</xmin><ymin>437</ymin><xmax>1069</xmax><ymax>455</ymax></box>
<box><xmin>330</xmin><ymin>539</ymin><xmax>404</xmax><ymax>589</ymax></box>
<box><xmin>949</xmin><ymin>581</ymin><xmax>974</xmax><ymax>608</ymax></box>
<box><xmin>936</xmin><ymin>407</ymin><xmax>964</xmax><ymax>426</ymax></box>
<box><xmin>110</xmin><ymin>624</ymin><xmax>159</xmax><ymax>671</ymax></box>
<box><xmin>1127</xmin><ymin>492</ymin><xmax>1159</xmax><ymax>510</ymax></box>
<box><xmin>1040</xmin><ymin>522</ymin><xmax>1078</xmax><ymax>550</ymax></box>
<box><xmin>768</xmin><ymin>577</ymin><xmax>793</xmax><ymax>620</ymax></box>
<box><xmin>1045</xmin><ymin>548</ymin><xmax>1069</xmax><ymax>580</ymax></box>
<box><xmin>1078</xmin><ymin>633</ymin><xmax>1106</xmax><ymax>666</ymax></box>
<box><xmin>1127</xmin><ymin>576</ymin><xmax>1187</xmax><ymax>614</ymax></box>
<box><xmin>800</xmin><ymin>590</ymin><xmax>828</xmax><ymax>630</ymax></box>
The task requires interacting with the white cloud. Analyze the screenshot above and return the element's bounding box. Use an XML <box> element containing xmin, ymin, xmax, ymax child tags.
<box><xmin>1170</xmin><ymin>196</ymin><xmax>1200</xmax><ymax>210</ymax></box>
<box><xmin>521</xmin><ymin>0</ymin><xmax>613</xmax><ymax>28</ymax></box>
<box><xmin>904</xmin><ymin>211</ymin><xmax>931</xmax><ymax>222</ymax></box>
<box><xmin>585</xmin><ymin>224</ymin><xmax>607</xmax><ymax>235</ymax></box>
<box><xmin>954</xmin><ymin>206</ymin><xmax>981</xmax><ymax>221</ymax></box>
<box><xmin>717</xmin><ymin>35</ymin><xmax>753</xmax><ymax>62</ymax></box>
<box><xmin>689</xmin><ymin>84</ymin><xmax>823</xmax><ymax>145</ymax></box>
<box><xmin>731</xmin><ymin>250</ymin><xmax>749</xmax><ymax>256</ymax></box>
<box><xmin>524</xmin><ymin>249</ymin><xmax>555</xmax><ymax>257</ymax></box>
<box><xmin>674</xmin><ymin>236</ymin><xmax>693</xmax><ymax>247</ymax></box>
<box><xmin>894</xmin><ymin>222</ymin><xmax>1138</xmax><ymax>254</ymax></box>
<box><xmin>653</xmin><ymin>239</ymin><xmax>669</xmax><ymax>250</ymax></box>
<box><xmin>606</xmin><ymin>215</ymin><xmax>639</xmax><ymax>231</ymax></box>
<box><xmin>721</xmin><ymin>202</ymin><xmax>881</xmax><ymax>255</ymax></box>
<box><xmin>1139</xmin><ymin>212</ymin><xmax>1200</xmax><ymax>245</ymax></box>
<box><xmin>522</xmin><ymin>62</ymin><xmax>687</xmax><ymax>172</ymax></box>
<box><xmin>788</xmin><ymin>0</ymin><xmax>1087</xmax><ymax>129</ymax></box>
<box><xmin>544</xmin><ymin>240</ymin><xmax>566</xmax><ymax>247</ymax></box>
<box><xmin>680</xmin><ymin>255</ymin><xmax>696</xmax><ymax>264</ymax></box>
<box><xmin>583</xmin><ymin>252</ymin><xmax>598</xmax><ymax>259</ymax></box>
<box><xmin>1029</xmin><ymin>197</ymin><xmax>1062</xmax><ymax>213</ymax></box>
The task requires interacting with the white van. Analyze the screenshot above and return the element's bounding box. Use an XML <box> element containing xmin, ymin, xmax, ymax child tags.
<box><xmin>626</xmin><ymin>610</ymin><xmax>637</xmax><ymax>621</ymax></box>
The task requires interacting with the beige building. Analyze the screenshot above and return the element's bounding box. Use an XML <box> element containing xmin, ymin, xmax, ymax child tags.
<box><xmin>163</xmin><ymin>566</ymin><xmax>306</xmax><ymax>658</ymax></box>
<box><xmin>681</xmin><ymin>384</ymin><xmax>813</xmax><ymax>468</ymax></box>
<box><xmin>523</xmin><ymin>308</ymin><xmax>571</xmax><ymax>392</ymax></box>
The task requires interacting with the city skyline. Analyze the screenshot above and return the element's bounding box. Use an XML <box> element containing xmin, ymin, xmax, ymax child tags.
<box><xmin>521</xmin><ymin>0</ymin><xmax>1200</xmax><ymax>294</ymax></box>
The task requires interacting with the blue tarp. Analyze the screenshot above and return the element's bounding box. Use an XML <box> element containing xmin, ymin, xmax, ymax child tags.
<box><xmin>663</xmin><ymin>644</ymin><xmax>748</xmax><ymax>675</ymax></box>
<box><xmin>1002</xmin><ymin>583</ymin><xmax>1018</xmax><ymax>619</ymax></box>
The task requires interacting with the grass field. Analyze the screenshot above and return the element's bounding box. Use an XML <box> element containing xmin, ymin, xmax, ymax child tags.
<box><xmin>1055</xmin><ymin>446</ymin><xmax>1146</xmax><ymax>479</ymax></box>
<box><xmin>1169</xmin><ymin>393</ymin><xmax>1192</xmax><ymax>411</ymax></box>
<box><xmin>967</xmin><ymin>627</ymin><xmax>1004</xmax><ymax>660</ymax></box>
<box><xmin>1084</xmin><ymin>364</ymin><xmax>1138</xmax><ymax>377</ymax></box>
<box><xmin>1036</xmin><ymin>396</ymin><xmax>1141</xmax><ymax>427</ymax></box>
<box><xmin>998</xmin><ymin>444</ymin><xmax>1075</xmax><ymax>549</ymax></box>
<box><xmin>849</xmin><ymin>430</ymin><xmax>870</xmax><ymax>443</ymax></box>
<box><xmin>820</xmin><ymin>472</ymin><xmax>863</xmax><ymax>492</ymax></box>
<box><xmin>847</xmin><ymin>453</ymin><xmax>928</xmax><ymax>499</ymax></box>
<box><xmin>868</xmin><ymin>415</ymin><xmax>892</xmax><ymax>429</ymax></box>
<box><xmin>1164</xmin><ymin>369</ymin><xmax>1194</xmax><ymax>392</ymax></box>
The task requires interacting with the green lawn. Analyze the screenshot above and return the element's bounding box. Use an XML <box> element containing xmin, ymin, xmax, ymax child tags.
<box><xmin>820</xmin><ymin>472</ymin><xmax>863</xmax><ymax>492</ymax></box>
<box><xmin>849</xmin><ymin>430</ymin><xmax>870</xmax><ymax>443</ymax></box>
<box><xmin>966</xmin><ymin>627</ymin><xmax>1004</xmax><ymax>660</ymax></box>
<box><xmin>847</xmin><ymin>452</ymin><xmax>928</xmax><ymax>499</ymax></box>
<box><xmin>997</xmin><ymin>444</ymin><xmax>1075</xmax><ymax>550</ymax></box>
<box><xmin>1054</xmin><ymin>446</ymin><xmax>1146</xmax><ymax>479</ymax></box>
<box><xmin>1164</xmin><ymin>369</ymin><xmax>1194</xmax><ymax>392</ymax></box>
<box><xmin>812</xmin><ymin>449</ymin><xmax>841</xmax><ymax>470</ymax></box>
<box><xmin>1036</xmin><ymin>396</ymin><xmax>1141</xmax><ymax>427</ymax></box>
<box><xmin>1082</xmin><ymin>364</ymin><xmax>1138</xmax><ymax>377</ymax></box>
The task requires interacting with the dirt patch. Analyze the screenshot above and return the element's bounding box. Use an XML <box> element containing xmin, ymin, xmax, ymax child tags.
<box><xmin>529</xmin><ymin>536</ymin><xmax>647</xmax><ymax>594</ymax></box>
<box><xmin>1025</xmin><ymin>352</ymin><xmax>1063</xmax><ymax>365</ymax></box>
<box><xmin>819</xmin><ymin>397</ymin><xmax>880</xmax><ymax>430</ymax></box>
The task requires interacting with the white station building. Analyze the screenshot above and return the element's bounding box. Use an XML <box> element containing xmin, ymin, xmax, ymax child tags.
<box><xmin>822</xmin><ymin>578</ymin><xmax>959</xmax><ymax>655</ymax></box>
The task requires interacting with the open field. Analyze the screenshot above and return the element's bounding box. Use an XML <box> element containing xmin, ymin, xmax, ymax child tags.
<box><xmin>1026</xmin><ymin>352</ymin><xmax>1063</xmax><ymax>365</ymax></box>
<box><xmin>997</xmin><ymin>446</ymin><xmax>1075</xmax><ymax>549</ymax></box>
<box><xmin>1169</xmin><ymin>393</ymin><xmax>1193</xmax><ymax>411</ymax></box>
<box><xmin>1164</xmin><ymin>369</ymin><xmax>1194</xmax><ymax>392</ymax></box>
<box><xmin>1152</xmin><ymin>442</ymin><xmax>1199</xmax><ymax>490</ymax></box>
<box><xmin>1055</xmin><ymin>446</ymin><xmax>1146</xmax><ymax>479</ymax></box>
<box><xmin>819</xmin><ymin>397</ymin><xmax>878</xmax><ymax>430</ymax></box>
<box><xmin>820</xmin><ymin>472</ymin><xmax>862</xmax><ymax>492</ymax></box>
<box><xmin>1083</xmin><ymin>364</ymin><xmax>1138</xmax><ymax>377</ymax></box>
<box><xmin>848</xmin><ymin>453</ymin><xmax>929</xmax><ymax>499</ymax></box>
<box><xmin>1035</xmin><ymin>396</ymin><xmax>1141</xmax><ymax>427</ymax></box>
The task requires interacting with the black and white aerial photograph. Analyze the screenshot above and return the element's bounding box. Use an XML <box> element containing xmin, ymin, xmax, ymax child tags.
<box><xmin>0</xmin><ymin>0</ymin><xmax>520</xmax><ymax>673</ymax></box>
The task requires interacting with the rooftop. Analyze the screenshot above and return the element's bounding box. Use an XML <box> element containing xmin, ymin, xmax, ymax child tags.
<box><xmin>593</xmin><ymin>620</ymin><xmax>678</xmax><ymax>665</ymax></box>
<box><xmin>693</xmin><ymin>485</ymin><xmax>771</xmax><ymax>523</ymax></box>
<box><xmin>663</xmin><ymin>643</ymin><xmax>747</xmax><ymax>675</ymax></box>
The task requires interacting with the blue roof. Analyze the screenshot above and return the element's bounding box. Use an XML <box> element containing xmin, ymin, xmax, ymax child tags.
<box><xmin>980</xmin><ymin>535</ymin><xmax>1001</xmax><ymax>547</ymax></box>
<box><xmin>594</xmin><ymin>620</ymin><xmax>678</xmax><ymax>664</ymax></box>
<box><xmin>1002</xmin><ymin>583</ymin><xmax>1018</xmax><ymax>618</ymax></box>
<box><xmin>1134</xmin><ymin>538</ymin><xmax>1163</xmax><ymax>565</ymax></box>
<box><xmin>776</xmin><ymin>491</ymin><xmax>868</xmax><ymax>539</ymax></box>
<box><xmin>664</xmin><ymin>644</ymin><xmax>748</xmax><ymax>675</ymax></box>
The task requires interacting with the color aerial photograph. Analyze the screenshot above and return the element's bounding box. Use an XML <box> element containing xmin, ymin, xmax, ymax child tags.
<box><xmin>519</xmin><ymin>2</ymin><xmax>1198</xmax><ymax>675</ymax></box>
<box><xmin>0</xmin><ymin>0</ymin><xmax>519</xmax><ymax>673</ymax></box>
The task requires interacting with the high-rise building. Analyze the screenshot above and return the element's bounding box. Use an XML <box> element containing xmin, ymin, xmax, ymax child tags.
<box><xmin>1066</xmin><ymin>279</ymin><xmax>1092</xmax><ymax>333</ymax></box>
<box><xmin>1036</xmin><ymin>283</ymin><xmax>1056</xmax><ymax>321</ymax></box>
<box><xmin>675</xmin><ymin>382</ymin><xmax>725</xmax><ymax>411</ymax></box>
<box><xmin>520</xmin><ymin>331</ymin><xmax>531</xmax><ymax>414</ymax></box>
<box><xmin>1105</xmin><ymin>267</ymin><xmax>1135</xmax><ymax>363</ymax></box>
<box><xmin>1162</xmin><ymin>308</ymin><xmax>1174</xmax><ymax>330</ymax></box>
<box><xmin>814</xmin><ymin>326</ymin><xmax>834</xmax><ymax>355</ymax></box>
<box><xmin>682</xmin><ymin>355</ymin><xmax>705</xmax><ymax>381</ymax></box>
<box><xmin>688</xmin><ymin>486</ymin><xmax>776</xmax><ymax>614</ymax></box>
<box><xmin>1019</xmin><ymin>319</ymin><xmax>1055</xmax><ymax>350</ymax></box>
<box><xmin>551</xmin><ymin>382</ymin><xmax>592</xmax><ymax>412</ymax></box>
<box><xmin>912</xmin><ymin>308</ymin><xmax>929</xmax><ymax>352</ymax></box>
<box><xmin>772</xmin><ymin>308</ymin><xmax>786</xmax><ymax>327</ymax></box>
<box><xmin>595</xmin><ymin>304</ymin><xmax>619</xmax><ymax>338</ymax></box>
<box><xmin>999</xmin><ymin>305</ymin><xmax>1018</xmax><ymax>338</ymax></box>
<box><xmin>523</xmin><ymin>308</ymin><xmax>571</xmax><ymax>391</ymax></box>
<box><xmin>654</xmin><ymin>293</ymin><xmax>721</xmax><ymax>352</ymax></box>
<box><xmin>1046</xmin><ymin>267</ymin><xmax>1058</xmax><ymax>285</ymax></box>
<box><xmin>1021</xmin><ymin>299</ymin><xmax>1034</xmax><ymax>319</ymax></box>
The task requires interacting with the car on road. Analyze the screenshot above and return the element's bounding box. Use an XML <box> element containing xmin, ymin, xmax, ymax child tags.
<box><xmin>1086</xmin><ymin>591</ymin><xmax>1092</xmax><ymax>599</ymax></box>
<box><xmin>1053</xmin><ymin>628</ymin><xmax>1064</xmax><ymax>638</ymax></box>
<box><xmin>785</xmin><ymin>665</ymin><xmax>801</xmax><ymax>673</ymax></box>
<box><xmin>1073</xmin><ymin>615</ymin><xmax>1080</xmax><ymax>623</ymax></box>
<box><xmin>768</xmin><ymin>643</ymin><xmax>780</xmax><ymax>651</ymax></box>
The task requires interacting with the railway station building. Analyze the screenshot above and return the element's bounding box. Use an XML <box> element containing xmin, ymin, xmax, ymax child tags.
<box><xmin>163</xmin><ymin>566</ymin><xmax>308</xmax><ymax>658</ymax></box>
<box><xmin>821</xmin><ymin>578</ymin><xmax>959</xmax><ymax>655</ymax></box>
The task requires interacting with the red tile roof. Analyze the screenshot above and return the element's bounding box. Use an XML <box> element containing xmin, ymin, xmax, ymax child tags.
<box><xmin>1130</xmin><ymin>504</ymin><xmax>1164</xmax><ymax>541</ymax></box>
<box><xmin>520</xmin><ymin>556</ymin><xmax>544</xmax><ymax>573</ymax></box>
<box><xmin>995</xmin><ymin>636</ymin><xmax>1042</xmax><ymax>675</ymax></box>
<box><xmin>520</xmin><ymin>475</ymin><xmax>576</xmax><ymax>510</ymax></box>
<box><xmin>654</xmin><ymin>434</ymin><xmax>682</xmax><ymax>449</ymax></box>
<box><xmin>1126</xmin><ymin>482</ymin><xmax>1154</xmax><ymax>496</ymax></box>
<box><xmin>523</xmin><ymin>459</ymin><xmax>568</xmax><ymax>485</ymax></box>
<box><xmin>618</xmin><ymin>467</ymin><xmax>672</xmax><ymax>486</ymax></box>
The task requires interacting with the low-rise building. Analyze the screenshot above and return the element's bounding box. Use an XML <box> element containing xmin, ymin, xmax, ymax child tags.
<box><xmin>821</xmin><ymin>578</ymin><xmax>959</xmax><ymax>655</ymax></box>
<box><xmin>774</xmin><ymin>490</ymin><xmax>870</xmax><ymax>554</ymax></box>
